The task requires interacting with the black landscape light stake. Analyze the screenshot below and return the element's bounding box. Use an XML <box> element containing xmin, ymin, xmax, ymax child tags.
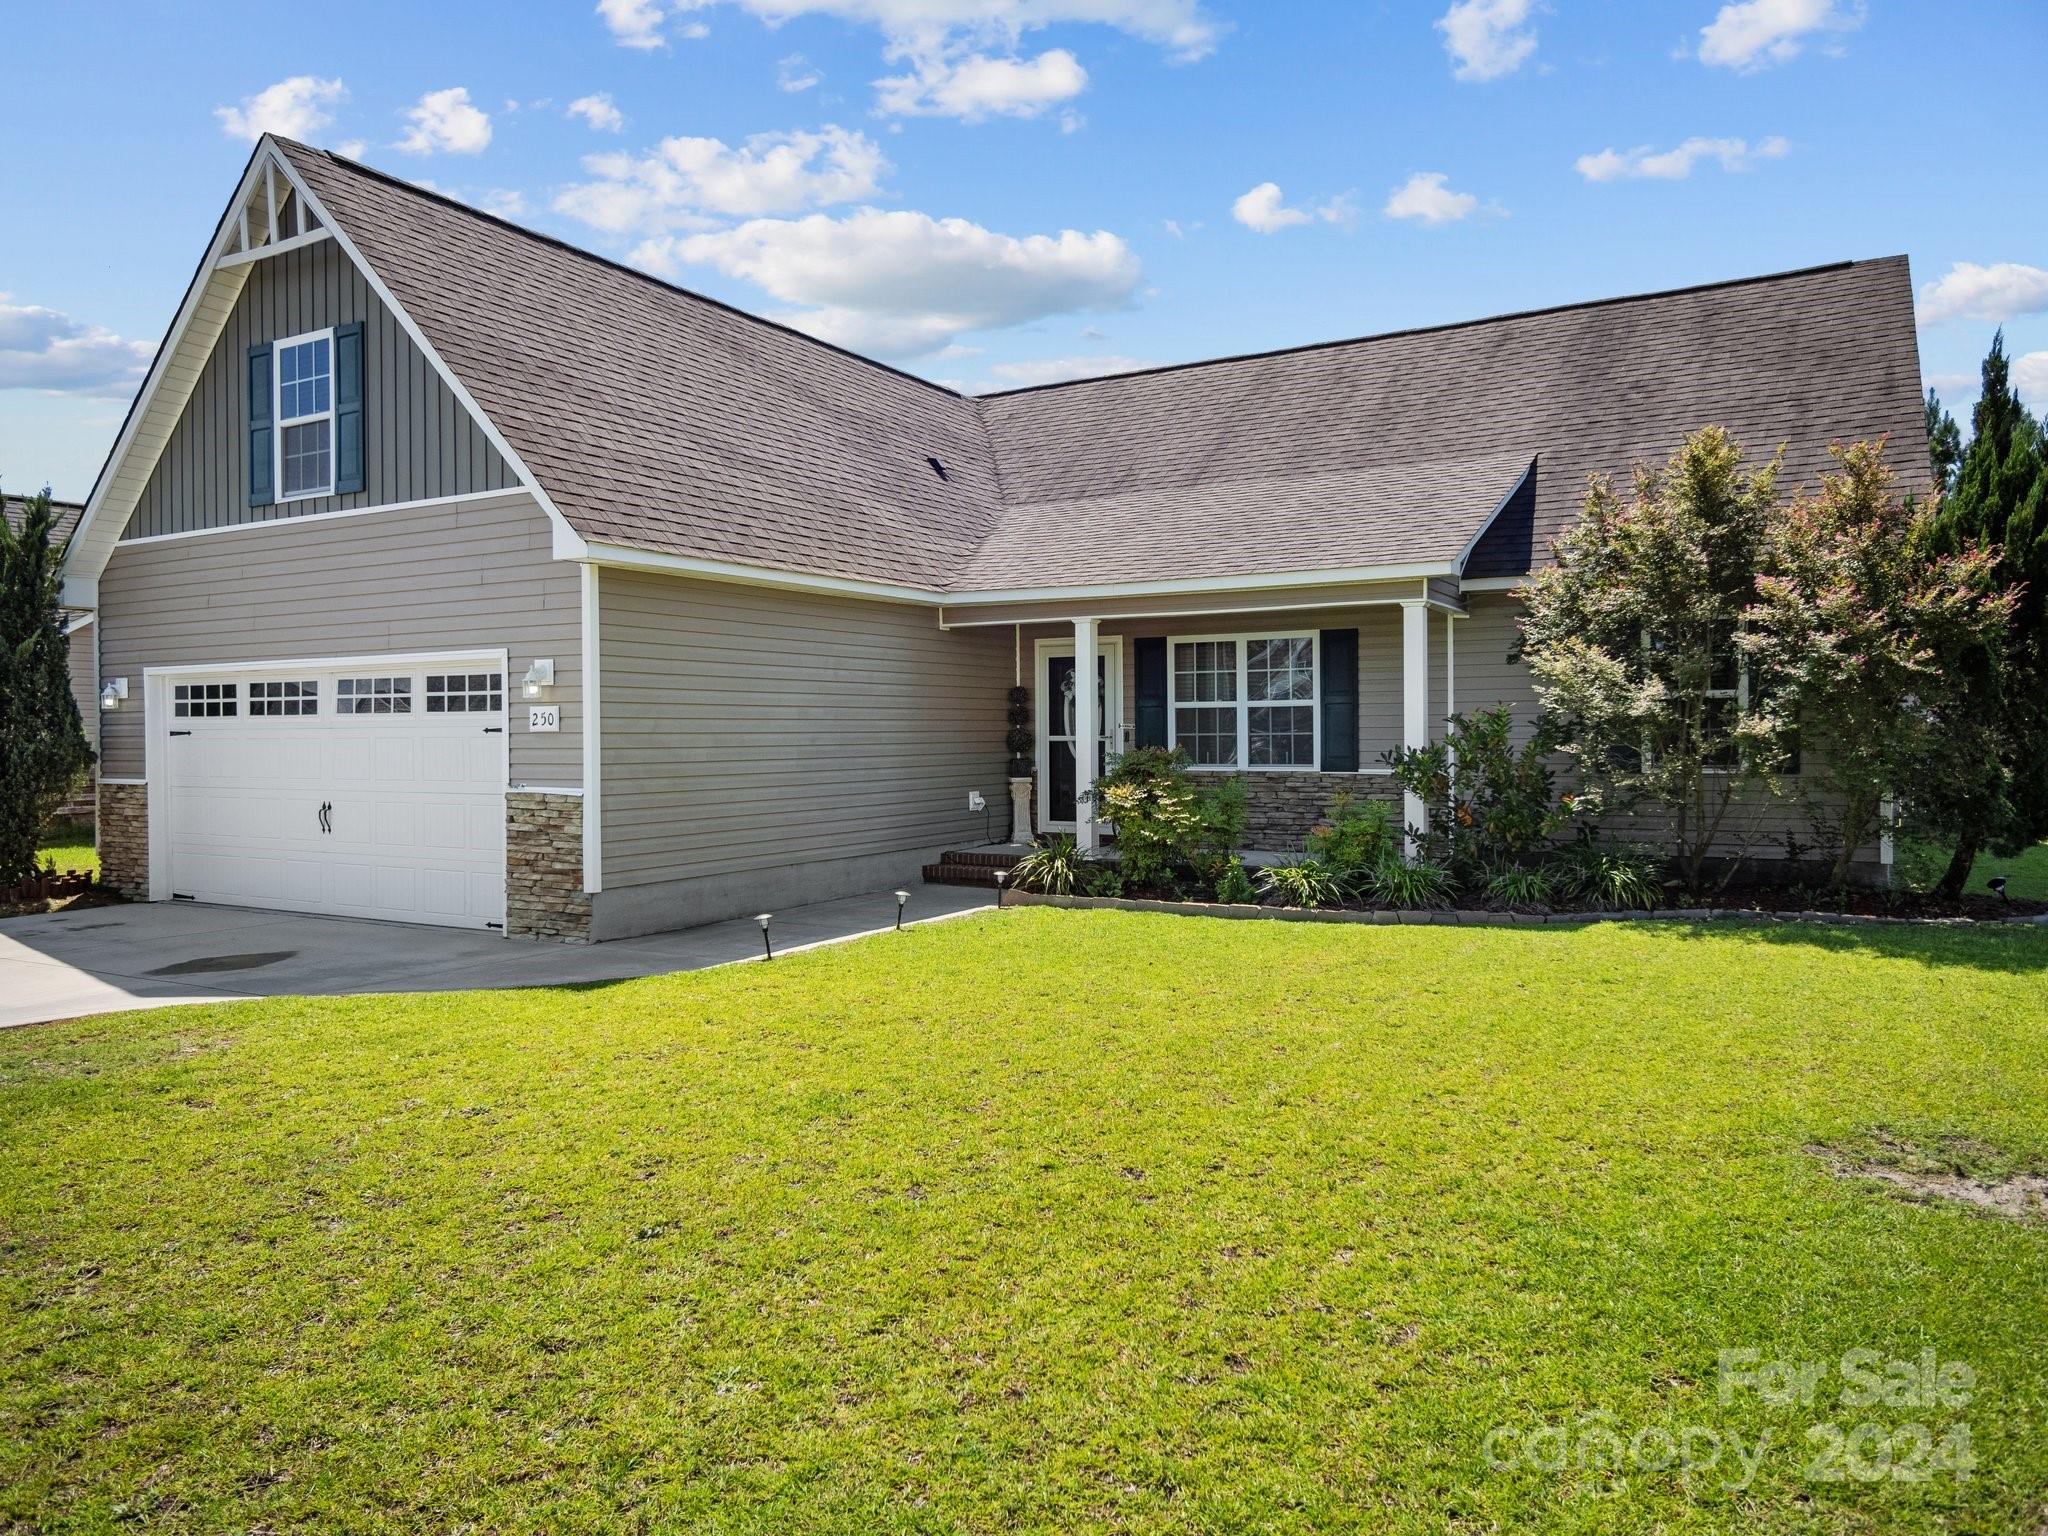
<box><xmin>894</xmin><ymin>889</ymin><xmax>909</xmax><ymax>929</ymax></box>
<box><xmin>1989</xmin><ymin>876</ymin><xmax>2010</xmax><ymax>906</ymax></box>
<box><xmin>992</xmin><ymin>868</ymin><xmax>1008</xmax><ymax>909</ymax></box>
<box><xmin>756</xmin><ymin>912</ymin><xmax>773</xmax><ymax>959</ymax></box>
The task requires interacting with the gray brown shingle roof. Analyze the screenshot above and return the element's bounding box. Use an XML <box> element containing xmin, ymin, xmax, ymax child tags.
<box><xmin>4</xmin><ymin>494</ymin><xmax>85</xmax><ymax>552</ymax></box>
<box><xmin>276</xmin><ymin>141</ymin><xmax>1927</xmax><ymax>594</ymax></box>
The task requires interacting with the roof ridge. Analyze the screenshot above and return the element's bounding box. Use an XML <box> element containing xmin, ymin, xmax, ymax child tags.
<box><xmin>271</xmin><ymin>136</ymin><xmax>972</xmax><ymax>406</ymax></box>
<box><xmin>975</xmin><ymin>256</ymin><xmax>1900</xmax><ymax>400</ymax></box>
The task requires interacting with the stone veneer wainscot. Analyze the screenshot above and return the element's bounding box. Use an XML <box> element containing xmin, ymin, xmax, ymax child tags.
<box><xmin>1199</xmin><ymin>771</ymin><xmax>1401</xmax><ymax>851</ymax></box>
<box><xmin>97</xmin><ymin>782</ymin><xmax>149</xmax><ymax>900</ymax></box>
<box><xmin>505</xmin><ymin>790</ymin><xmax>592</xmax><ymax>942</ymax></box>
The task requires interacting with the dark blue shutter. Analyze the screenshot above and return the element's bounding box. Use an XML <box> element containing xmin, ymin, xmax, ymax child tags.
<box><xmin>334</xmin><ymin>320</ymin><xmax>365</xmax><ymax>495</ymax></box>
<box><xmin>1134</xmin><ymin>637</ymin><xmax>1168</xmax><ymax>749</ymax></box>
<box><xmin>246</xmin><ymin>343</ymin><xmax>274</xmax><ymax>507</ymax></box>
<box><xmin>1319</xmin><ymin>629</ymin><xmax>1359</xmax><ymax>772</ymax></box>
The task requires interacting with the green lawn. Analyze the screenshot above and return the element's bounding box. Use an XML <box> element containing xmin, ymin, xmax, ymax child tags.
<box><xmin>4</xmin><ymin>911</ymin><xmax>2046</xmax><ymax>1533</ymax></box>
<box><xmin>35</xmin><ymin>818</ymin><xmax>98</xmax><ymax>878</ymax></box>
<box><xmin>1899</xmin><ymin>840</ymin><xmax>2048</xmax><ymax>902</ymax></box>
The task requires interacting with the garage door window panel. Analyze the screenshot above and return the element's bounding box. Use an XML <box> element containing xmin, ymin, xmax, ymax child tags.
<box><xmin>337</xmin><ymin>676</ymin><xmax>412</xmax><ymax>715</ymax></box>
<box><xmin>250</xmin><ymin>680</ymin><xmax>318</xmax><ymax>717</ymax></box>
<box><xmin>173</xmin><ymin>683</ymin><xmax>238</xmax><ymax>718</ymax></box>
<box><xmin>425</xmin><ymin>672</ymin><xmax>504</xmax><ymax>714</ymax></box>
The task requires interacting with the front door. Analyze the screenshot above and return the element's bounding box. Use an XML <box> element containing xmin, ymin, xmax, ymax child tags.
<box><xmin>1037</xmin><ymin>640</ymin><xmax>1123</xmax><ymax>830</ymax></box>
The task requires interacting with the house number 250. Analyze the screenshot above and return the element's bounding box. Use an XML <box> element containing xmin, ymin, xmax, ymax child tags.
<box><xmin>528</xmin><ymin>705</ymin><xmax>561</xmax><ymax>733</ymax></box>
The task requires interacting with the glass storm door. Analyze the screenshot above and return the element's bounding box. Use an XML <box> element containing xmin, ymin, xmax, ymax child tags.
<box><xmin>1039</xmin><ymin>642</ymin><xmax>1121</xmax><ymax>829</ymax></box>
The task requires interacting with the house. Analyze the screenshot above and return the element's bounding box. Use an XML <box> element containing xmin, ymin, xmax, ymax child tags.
<box><xmin>5</xmin><ymin>493</ymin><xmax>97</xmax><ymax>820</ymax></box>
<box><xmin>60</xmin><ymin>138</ymin><xmax>1929</xmax><ymax>941</ymax></box>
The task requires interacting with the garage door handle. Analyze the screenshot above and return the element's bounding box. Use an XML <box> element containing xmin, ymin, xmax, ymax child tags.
<box><xmin>318</xmin><ymin>801</ymin><xmax>332</xmax><ymax>834</ymax></box>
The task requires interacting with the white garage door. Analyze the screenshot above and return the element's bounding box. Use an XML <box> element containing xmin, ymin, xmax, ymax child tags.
<box><xmin>162</xmin><ymin>660</ymin><xmax>508</xmax><ymax>929</ymax></box>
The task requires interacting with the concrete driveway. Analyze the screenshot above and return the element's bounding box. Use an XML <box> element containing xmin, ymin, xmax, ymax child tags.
<box><xmin>0</xmin><ymin>885</ymin><xmax>995</xmax><ymax>1029</ymax></box>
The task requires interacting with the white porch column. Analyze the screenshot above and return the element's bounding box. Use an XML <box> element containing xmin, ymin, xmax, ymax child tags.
<box><xmin>1401</xmin><ymin>600</ymin><xmax>1429</xmax><ymax>859</ymax></box>
<box><xmin>1072</xmin><ymin>617</ymin><xmax>1100</xmax><ymax>855</ymax></box>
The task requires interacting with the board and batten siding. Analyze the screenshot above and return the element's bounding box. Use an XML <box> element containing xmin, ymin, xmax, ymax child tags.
<box><xmin>596</xmin><ymin>570</ymin><xmax>1011</xmax><ymax>928</ymax></box>
<box><xmin>97</xmin><ymin>494</ymin><xmax>579</xmax><ymax>784</ymax></box>
<box><xmin>125</xmin><ymin>235</ymin><xmax>515</xmax><ymax>540</ymax></box>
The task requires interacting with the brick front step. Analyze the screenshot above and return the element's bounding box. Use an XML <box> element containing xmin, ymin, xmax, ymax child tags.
<box><xmin>922</xmin><ymin>848</ymin><xmax>1026</xmax><ymax>888</ymax></box>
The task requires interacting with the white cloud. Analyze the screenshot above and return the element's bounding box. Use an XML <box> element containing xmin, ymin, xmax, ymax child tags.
<box><xmin>598</xmin><ymin>0</ymin><xmax>672</xmax><ymax>48</ymax></box>
<box><xmin>875</xmin><ymin>48</ymin><xmax>1087</xmax><ymax>119</ymax></box>
<box><xmin>214</xmin><ymin>76</ymin><xmax>347</xmax><ymax>143</ymax></box>
<box><xmin>1436</xmin><ymin>0</ymin><xmax>1538</xmax><ymax>81</ymax></box>
<box><xmin>478</xmin><ymin>189</ymin><xmax>529</xmax><ymax>218</ymax></box>
<box><xmin>778</xmin><ymin>53</ymin><xmax>822</xmax><ymax>91</ymax></box>
<box><xmin>1914</xmin><ymin>262</ymin><xmax>2048</xmax><ymax>329</ymax></box>
<box><xmin>1697</xmin><ymin>0</ymin><xmax>1862</xmax><ymax>70</ymax></box>
<box><xmin>632</xmin><ymin>207</ymin><xmax>1141</xmax><ymax>357</ymax></box>
<box><xmin>567</xmin><ymin>93</ymin><xmax>626</xmax><ymax>132</ymax></box>
<box><xmin>986</xmin><ymin>353</ymin><xmax>1154</xmax><ymax>387</ymax></box>
<box><xmin>1384</xmin><ymin>171</ymin><xmax>1479</xmax><ymax>225</ymax></box>
<box><xmin>396</xmin><ymin>87</ymin><xmax>493</xmax><ymax>155</ymax></box>
<box><xmin>1230</xmin><ymin>182</ymin><xmax>1349</xmax><ymax>235</ymax></box>
<box><xmin>0</xmin><ymin>295</ymin><xmax>154</xmax><ymax>397</ymax></box>
<box><xmin>1231</xmin><ymin>182</ymin><xmax>1309</xmax><ymax>234</ymax></box>
<box><xmin>335</xmin><ymin>139</ymin><xmax>368</xmax><ymax>161</ymax></box>
<box><xmin>1574</xmin><ymin>134</ymin><xmax>1789</xmax><ymax>182</ymax></box>
<box><xmin>604</xmin><ymin>1</ymin><xmax>1218</xmax><ymax>59</ymax></box>
<box><xmin>553</xmin><ymin>126</ymin><xmax>889</xmax><ymax>232</ymax></box>
<box><xmin>2013</xmin><ymin>352</ymin><xmax>2048</xmax><ymax>410</ymax></box>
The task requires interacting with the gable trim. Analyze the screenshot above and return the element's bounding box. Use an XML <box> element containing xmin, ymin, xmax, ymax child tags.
<box><xmin>64</xmin><ymin>141</ymin><xmax>586</xmax><ymax>598</ymax></box>
<box><xmin>217</xmin><ymin>226</ymin><xmax>331</xmax><ymax>269</ymax></box>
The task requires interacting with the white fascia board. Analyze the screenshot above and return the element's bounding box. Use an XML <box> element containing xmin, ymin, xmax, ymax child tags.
<box><xmin>584</xmin><ymin>542</ymin><xmax>944</xmax><ymax>605</ymax></box>
<box><xmin>269</xmin><ymin>141</ymin><xmax>590</xmax><ymax>563</ymax></box>
<box><xmin>1459</xmin><ymin>575</ymin><xmax>1531</xmax><ymax>593</ymax></box>
<box><xmin>65</xmin><ymin>146</ymin><xmax>274</xmax><ymax>587</ymax></box>
<box><xmin>945</xmin><ymin>560</ymin><xmax>1458</xmax><ymax>608</ymax></box>
<box><xmin>216</xmin><ymin>226</ymin><xmax>331</xmax><ymax>269</ymax></box>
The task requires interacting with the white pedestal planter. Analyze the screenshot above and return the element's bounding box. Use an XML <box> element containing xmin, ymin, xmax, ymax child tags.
<box><xmin>1008</xmin><ymin>776</ymin><xmax>1034</xmax><ymax>845</ymax></box>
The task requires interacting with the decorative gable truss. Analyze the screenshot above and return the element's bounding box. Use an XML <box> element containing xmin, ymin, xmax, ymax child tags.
<box><xmin>61</xmin><ymin>139</ymin><xmax>585</xmax><ymax>607</ymax></box>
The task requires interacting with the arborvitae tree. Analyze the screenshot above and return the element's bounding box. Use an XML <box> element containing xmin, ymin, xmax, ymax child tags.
<box><xmin>0</xmin><ymin>489</ymin><xmax>96</xmax><ymax>884</ymax></box>
<box><xmin>1924</xmin><ymin>386</ymin><xmax>1963</xmax><ymax>495</ymax></box>
<box><xmin>1920</xmin><ymin>334</ymin><xmax>2048</xmax><ymax>896</ymax></box>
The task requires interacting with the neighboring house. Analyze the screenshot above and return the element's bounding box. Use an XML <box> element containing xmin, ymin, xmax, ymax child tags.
<box><xmin>60</xmin><ymin>139</ymin><xmax>1928</xmax><ymax>941</ymax></box>
<box><xmin>5</xmin><ymin>493</ymin><xmax>96</xmax><ymax>820</ymax></box>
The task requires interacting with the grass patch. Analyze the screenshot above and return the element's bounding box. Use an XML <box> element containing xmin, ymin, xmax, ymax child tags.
<box><xmin>35</xmin><ymin>818</ymin><xmax>97</xmax><ymax>878</ymax></box>
<box><xmin>1898</xmin><ymin>839</ymin><xmax>2048</xmax><ymax>902</ymax></box>
<box><xmin>3</xmin><ymin>911</ymin><xmax>2046</xmax><ymax>1531</ymax></box>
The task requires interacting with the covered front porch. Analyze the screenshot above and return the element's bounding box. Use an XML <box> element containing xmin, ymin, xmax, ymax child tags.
<box><xmin>941</xmin><ymin>572</ymin><xmax>1505</xmax><ymax>859</ymax></box>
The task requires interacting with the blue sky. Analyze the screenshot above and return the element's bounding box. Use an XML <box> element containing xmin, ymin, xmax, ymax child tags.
<box><xmin>4</xmin><ymin>0</ymin><xmax>2045</xmax><ymax>500</ymax></box>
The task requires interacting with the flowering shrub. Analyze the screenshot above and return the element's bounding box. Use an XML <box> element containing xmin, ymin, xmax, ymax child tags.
<box><xmin>1089</xmin><ymin>747</ymin><xmax>1246</xmax><ymax>892</ymax></box>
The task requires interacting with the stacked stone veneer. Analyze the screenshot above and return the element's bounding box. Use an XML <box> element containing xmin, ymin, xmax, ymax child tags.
<box><xmin>506</xmin><ymin>791</ymin><xmax>592</xmax><ymax>942</ymax></box>
<box><xmin>98</xmin><ymin>781</ymin><xmax>149</xmax><ymax>898</ymax></box>
<box><xmin>1199</xmin><ymin>771</ymin><xmax>1401</xmax><ymax>852</ymax></box>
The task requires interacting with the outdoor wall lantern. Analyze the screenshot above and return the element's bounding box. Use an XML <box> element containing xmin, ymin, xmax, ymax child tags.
<box><xmin>521</xmin><ymin>658</ymin><xmax>556</xmax><ymax>699</ymax></box>
<box><xmin>100</xmin><ymin>678</ymin><xmax>128</xmax><ymax>711</ymax></box>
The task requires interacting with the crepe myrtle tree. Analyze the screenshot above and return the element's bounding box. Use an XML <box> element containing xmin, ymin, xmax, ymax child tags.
<box><xmin>0</xmin><ymin>488</ymin><xmax>94</xmax><ymax>884</ymax></box>
<box><xmin>1744</xmin><ymin>441</ymin><xmax>2015</xmax><ymax>889</ymax></box>
<box><xmin>1517</xmin><ymin>427</ymin><xmax>1797</xmax><ymax>895</ymax></box>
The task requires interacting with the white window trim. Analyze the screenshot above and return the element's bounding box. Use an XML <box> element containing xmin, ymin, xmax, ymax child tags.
<box><xmin>274</xmin><ymin>325</ymin><xmax>336</xmax><ymax>503</ymax></box>
<box><xmin>1166</xmin><ymin>631</ymin><xmax>1321</xmax><ymax>772</ymax></box>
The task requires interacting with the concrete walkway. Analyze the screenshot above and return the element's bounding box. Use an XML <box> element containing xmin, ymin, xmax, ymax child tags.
<box><xmin>0</xmin><ymin>884</ymin><xmax>997</xmax><ymax>1029</ymax></box>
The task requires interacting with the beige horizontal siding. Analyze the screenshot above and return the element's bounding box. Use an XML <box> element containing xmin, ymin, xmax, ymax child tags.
<box><xmin>126</xmin><ymin>235</ymin><xmax>514</xmax><ymax>540</ymax></box>
<box><xmin>97</xmin><ymin>493</ymin><xmax>578</xmax><ymax>784</ymax></box>
<box><xmin>599</xmin><ymin>570</ymin><xmax>1011</xmax><ymax>887</ymax></box>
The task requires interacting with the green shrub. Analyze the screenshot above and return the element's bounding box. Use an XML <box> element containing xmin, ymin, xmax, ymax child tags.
<box><xmin>1306</xmin><ymin>792</ymin><xmax>1397</xmax><ymax>873</ymax></box>
<box><xmin>1257</xmin><ymin>858</ymin><xmax>1349</xmax><ymax>909</ymax></box>
<box><xmin>1555</xmin><ymin>838</ymin><xmax>1664</xmax><ymax>911</ymax></box>
<box><xmin>1484</xmin><ymin>863</ymin><xmax>1555</xmax><ymax>909</ymax></box>
<box><xmin>1079</xmin><ymin>863</ymin><xmax>1126</xmax><ymax>899</ymax></box>
<box><xmin>1011</xmin><ymin>836</ymin><xmax>1084</xmax><ymax>895</ymax></box>
<box><xmin>1383</xmin><ymin>707</ymin><xmax>1572</xmax><ymax>883</ymax></box>
<box><xmin>1213</xmin><ymin>857</ymin><xmax>1258</xmax><ymax>905</ymax></box>
<box><xmin>1363</xmin><ymin>857</ymin><xmax>1458</xmax><ymax>910</ymax></box>
<box><xmin>1091</xmin><ymin>747</ymin><xmax>1244</xmax><ymax>891</ymax></box>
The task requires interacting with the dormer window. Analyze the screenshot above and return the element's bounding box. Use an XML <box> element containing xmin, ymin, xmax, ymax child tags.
<box><xmin>276</xmin><ymin>328</ymin><xmax>334</xmax><ymax>500</ymax></box>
